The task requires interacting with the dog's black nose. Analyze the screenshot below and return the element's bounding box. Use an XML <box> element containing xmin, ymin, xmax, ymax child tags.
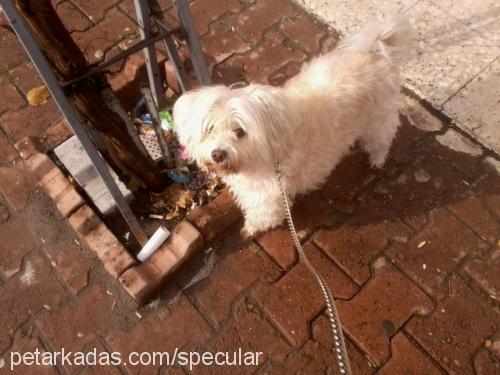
<box><xmin>211</xmin><ymin>149</ymin><xmax>227</xmax><ymax>163</ymax></box>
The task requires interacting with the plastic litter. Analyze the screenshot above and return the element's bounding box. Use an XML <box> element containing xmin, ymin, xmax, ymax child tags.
<box><xmin>159</xmin><ymin>109</ymin><xmax>174</xmax><ymax>130</ymax></box>
<box><xmin>167</xmin><ymin>170</ymin><xmax>191</xmax><ymax>184</ymax></box>
<box><xmin>137</xmin><ymin>226</ymin><xmax>171</xmax><ymax>262</ymax></box>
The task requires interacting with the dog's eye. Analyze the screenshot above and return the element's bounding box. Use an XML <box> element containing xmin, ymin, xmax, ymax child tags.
<box><xmin>235</xmin><ymin>128</ymin><xmax>246</xmax><ymax>138</ymax></box>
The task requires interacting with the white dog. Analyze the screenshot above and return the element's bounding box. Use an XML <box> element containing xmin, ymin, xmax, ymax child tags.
<box><xmin>173</xmin><ymin>14</ymin><xmax>414</xmax><ymax>236</ymax></box>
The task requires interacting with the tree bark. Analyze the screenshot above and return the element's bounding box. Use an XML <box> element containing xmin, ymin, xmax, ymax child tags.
<box><xmin>15</xmin><ymin>0</ymin><xmax>166</xmax><ymax>192</ymax></box>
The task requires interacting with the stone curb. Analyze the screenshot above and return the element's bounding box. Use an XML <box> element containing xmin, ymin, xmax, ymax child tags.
<box><xmin>16</xmin><ymin>137</ymin><xmax>241</xmax><ymax>304</ymax></box>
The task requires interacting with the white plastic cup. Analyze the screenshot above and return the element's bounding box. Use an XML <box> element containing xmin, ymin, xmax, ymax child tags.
<box><xmin>137</xmin><ymin>226</ymin><xmax>171</xmax><ymax>262</ymax></box>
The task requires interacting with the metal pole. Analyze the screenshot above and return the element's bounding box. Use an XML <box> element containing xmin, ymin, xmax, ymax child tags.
<box><xmin>134</xmin><ymin>0</ymin><xmax>166</xmax><ymax>108</ymax></box>
<box><xmin>173</xmin><ymin>0</ymin><xmax>211</xmax><ymax>85</ymax></box>
<box><xmin>1</xmin><ymin>0</ymin><xmax>148</xmax><ymax>246</ymax></box>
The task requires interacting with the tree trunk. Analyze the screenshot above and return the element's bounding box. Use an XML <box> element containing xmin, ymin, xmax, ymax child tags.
<box><xmin>15</xmin><ymin>0</ymin><xmax>166</xmax><ymax>192</ymax></box>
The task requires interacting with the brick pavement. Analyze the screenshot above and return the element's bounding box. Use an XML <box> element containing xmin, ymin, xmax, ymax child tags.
<box><xmin>0</xmin><ymin>0</ymin><xmax>499</xmax><ymax>374</ymax></box>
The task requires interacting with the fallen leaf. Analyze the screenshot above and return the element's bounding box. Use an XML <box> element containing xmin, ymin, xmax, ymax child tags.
<box><xmin>27</xmin><ymin>85</ymin><xmax>50</xmax><ymax>106</ymax></box>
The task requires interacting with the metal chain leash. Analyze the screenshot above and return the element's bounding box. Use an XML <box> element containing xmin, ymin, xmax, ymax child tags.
<box><xmin>275</xmin><ymin>163</ymin><xmax>352</xmax><ymax>375</ymax></box>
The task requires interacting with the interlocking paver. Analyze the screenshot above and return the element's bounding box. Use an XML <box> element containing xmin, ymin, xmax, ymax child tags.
<box><xmin>406</xmin><ymin>275</ymin><xmax>499</xmax><ymax>374</ymax></box>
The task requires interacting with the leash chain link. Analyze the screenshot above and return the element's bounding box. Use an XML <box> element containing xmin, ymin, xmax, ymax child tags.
<box><xmin>276</xmin><ymin>163</ymin><xmax>352</xmax><ymax>375</ymax></box>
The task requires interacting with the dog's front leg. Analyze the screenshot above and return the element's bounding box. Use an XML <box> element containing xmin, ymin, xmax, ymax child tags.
<box><xmin>239</xmin><ymin>191</ymin><xmax>286</xmax><ymax>238</ymax></box>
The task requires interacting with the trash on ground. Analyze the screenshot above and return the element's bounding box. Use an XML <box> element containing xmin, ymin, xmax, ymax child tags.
<box><xmin>137</xmin><ymin>226</ymin><xmax>171</xmax><ymax>262</ymax></box>
<box><xmin>417</xmin><ymin>240</ymin><xmax>427</xmax><ymax>248</ymax></box>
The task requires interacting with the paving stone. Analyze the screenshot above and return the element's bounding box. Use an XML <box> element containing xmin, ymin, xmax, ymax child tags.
<box><xmin>72</xmin><ymin>0</ymin><xmax>120</xmax><ymax>22</ymax></box>
<box><xmin>0</xmin><ymin>164</ymin><xmax>36</xmax><ymax>212</ymax></box>
<box><xmin>436</xmin><ymin>129</ymin><xmax>482</xmax><ymax>157</ymax></box>
<box><xmin>191</xmin><ymin>0</ymin><xmax>242</xmax><ymax>36</ymax></box>
<box><xmin>106</xmin><ymin>294</ymin><xmax>212</xmax><ymax>374</ymax></box>
<box><xmin>42</xmin><ymin>241</ymin><xmax>91</xmax><ymax>295</ymax></box>
<box><xmin>0</xmin><ymin>28</ymin><xmax>28</xmax><ymax>71</ymax></box>
<box><xmin>0</xmin><ymin>254</ymin><xmax>68</xmax><ymax>352</ymax></box>
<box><xmin>79</xmin><ymin>341</ymin><xmax>123</xmax><ymax>375</ymax></box>
<box><xmin>471</xmin><ymin>169</ymin><xmax>500</xmax><ymax>219</ymax></box>
<box><xmin>377</xmin><ymin>333</ymin><xmax>442</xmax><ymax>374</ymax></box>
<box><xmin>387</xmin><ymin>207</ymin><xmax>489</xmax><ymax>298</ymax></box>
<box><xmin>279</xmin><ymin>14</ymin><xmax>327</xmax><ymax>55</ymax></box>
<box><xmin>0</xmin><ymin>216</ymin><xmax>39</xmax><ymax>278</ymax></box>
<box><xmin>336</xmin><ymin>258</ymin><xmax>433</xmax><ymax>365</ymax></box>
<box><xmin>0</xmin><ymin>100</ymin><xmax>61</xmax><ymax>142</ymax></box>
<box><xmin>72</xmin><ymin>8</ymin><xmax>139</xmax><ymax>64</ymax></box>
<box><xmin>252</xmin><ymin>242</ymin><xmax>358</xmax><ymax>346</ymax></box>
<box><xmin>8</xmin><ymin>62</ymin><xmax>45</xmax><ymax>96</ymax></box>
<box><xmin>406</xmin><ymin>275</ymin><xmax>499</xmax><ymax>374</ymax></box>
<box><xmin>446</xmin><ymin>190</ymin><xmax>500</xmax><ymax>244</ymax></box>
<box><xmin>227</xmin><ymin>0</ymin><xmax>298</xmax><ymax>45</ymax></box>
<box><xmin>315</xmin><ymin>195</ymin><xmax>411</xmax><ymax>284</ymax></box>
<box><xmin>2</xmin><ymin>334</ymin><xmax>58</xmax><ymax>374</ymax></box>
<box><xmin>38</xmin><ymin>119</ymin><xmax>74</xmax><ymax>151</ymax></box>
<box><xmin>56</xmin><ymin>0</ymin><xmax>92</xmax><ymax>33</ymax></box>
<box><xmin>227</xmin><ymin>31</ymin><xmax>306</xmax><ymax>84</ymax></box>
<box><xmin>474</xmin><ymin>348</ymin><xmax>500</xmax><ymax>375</ymax></box>
<box><xmin>401</xmin><ymin>96</ymin><xmax>443</xmax><ymax>132</ymax></box>
<box><xmin>201</xmin><ymin>20</ymin><xmax>251</xmax><ymax>64</ymax></box>
<box><xmin>0</xmin><ymin>132</ymin><xmax>18</xmax><ymax>163</ymax></box>
<box><xmin>0</xmin><ymin>203</ymin><xmax>9</xmax><ymax>223</ymax></box>
<box><xmin>185</xmin><ymin>241</ymin><xmax>280</xmax><ymax>327</ymax></box>
<box><xmin>311</xmin><ymin>314</ymin><xmax>376</xmax><ymax>374</ymax></box>
<box><xmin>55</xmin><ymin>187</ymin><xmax>84</xmax><ymax>217</ymax></box>
<box><xmin>189</xmin><ymin>299</ymin><xmax>291</xmax><ymax>374</ymax></box>
<box><xmin>14</xmin><ymin>137</ymin><xmax>40</xmax><ymax>160</ymax></box>
<box><xmin>0</xmin><ymin>77</ymin><xmax>25</xmax><ymax>114</ymax></box>
<box><xmin>463</xmin><ymin>248</ymin><xmax>500</xmax><ymax>299</ymax></box>
<box><xmin>68</xmin><ymin>204</ymin><xmax>102</xmax><ymax>236</ymax></box>
<box><xmin>36</xmin><ymin>284</ymin><xmax>114</xmax><ymax>354</ymax></box>
<box><xmin>24</xmin><ymin>153</ymin><xmax>55</xmax><ymax>181</ymax></box>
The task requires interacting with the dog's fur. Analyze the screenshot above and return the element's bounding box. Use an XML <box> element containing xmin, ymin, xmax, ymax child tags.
<box><xmin>173</xmin><ymin>14</ymin><xmax>414</xmax><ymax>236</ymax></box>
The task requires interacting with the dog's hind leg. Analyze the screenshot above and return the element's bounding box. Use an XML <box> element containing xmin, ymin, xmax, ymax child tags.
<box><xmin>361</xmin><ymin>113</ymin><xmax>400</xmax><ymax>168</ymax></box>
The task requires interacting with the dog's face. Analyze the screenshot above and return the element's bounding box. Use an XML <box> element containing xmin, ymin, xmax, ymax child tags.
<box><xmin>173</xmin><ymin>84</ymin><xmax>294</xmax><ymax>176</ymax></box>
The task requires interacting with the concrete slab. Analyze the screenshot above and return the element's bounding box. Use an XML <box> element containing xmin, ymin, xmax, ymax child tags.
<box><xmin>54</xmin><ymin>135</ymin><xmax>133</xmax><ymax>215</ymax></box>
<box><xmin>443</xmin><ymin>57</ymin><xmax>500</xmax><ymax>153</ymax></box>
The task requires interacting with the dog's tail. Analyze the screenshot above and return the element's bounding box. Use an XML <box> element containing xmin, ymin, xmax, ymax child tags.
<box><xmin>337</xmin><ymin>13</ymin><xmax>415</xmax><ymax>64</ymax></box>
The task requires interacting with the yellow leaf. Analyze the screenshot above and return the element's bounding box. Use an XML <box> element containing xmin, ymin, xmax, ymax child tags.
<box><xmin>27</xmin><ymin>85</ymin><xmax>50</xmax><ymax>106</ymax></box>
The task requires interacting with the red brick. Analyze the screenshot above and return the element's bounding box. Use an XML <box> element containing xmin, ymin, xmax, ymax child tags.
<box><xmin>184</xmin><ymin>241</ymin><xmax>280</xmax><ymax>327</ymax></box>
<box><xmin>189</xmin><ymin>299</ymin><xmax>290</xmax><ymax>374</ymax></box>
<box><xmin>471</xmin><ymin>169</ymin><xmax>500</xmax><ymax>219</ymax></box>
<box><xmin>55</xmin><ymin>186</ymin><xmax>84</xmax><ymax>217</ymax></box>
<box><xmin>387</xmin><ymin>208</ymin><xmax>489</xmax><ymax>298</ymax></box>
<box><xmin>56</xmin><ymin>1</ymin><xmax>92</xmax><ymax>32</ymax></box>
<box><xmin>474</xmin><ymin>348</ymin><xmax>500</xmax><ymax>375</ymax></box>
<box><xmin>42</xmin><ymin>241</ymin><xmax>91</xmax><ymax>295</ymax></box>
<box><xmin>227</xmin><ymin>0</ymin><xmax>298</xmax><ymax>45</ymax></box>
<box><xmin>315</xmin><ymin>195</ymin><xmax>411</xmax><ymax>284</ymax></box>
<box><xmin>8</xmin><ymin>62</ymin><xmax>45</xmax><ymax>96</ymax></box>
<box><xmin>14</xmin><ymin>137</ymin><xmax>40</xmax><ymax>160</ymax></box>
<box><xmin>0</xmin><ymin>77</ymin><xmax>25</xmax><ymax>114</ymax></box>
<box><xmin>0</xmin><ymin>28</ymin><xmax>28</xmax><ymax>71</ymax></box>
<box><xmin>463</xmin><ymin>248</ymin><xmax>500</xmax><ymax>299</ymax></box>
<box><xmin>106</xmin><ymin>294</ymin><xmax>212</xmax><ymax>374</ymax></box>
<box><xmin>320</xmin><ymin>34</ymin><xmax>339</xmax><ymax>53</ymax></box>
<box><xmin>3</xmin><ymin>334</ymin><xmax>58</xmax><ymax>374</ymax></box>
<box><xmin>0</xmin><ymin>203</ymin><xmax>9</xmax><ymax>223</ymax></box>
<box><xmin>0</xmin><ymin>132</ymin><xmax>18</xmax><ymax>162</ymax></box>
<box><xmin>377</xmin><ymin>333</ymin><xmax>442</xmax><ymax>375</ymax></box>
<box><xmin>191</xmin><ymin>0</ymin><xmax>241</xmax><ymax>36</ymax></box>
<box><xmin>336</xmin><ymin>258</ymin><xmax>433</xmax><ymax>365</ymax></box>
<box><xmin>279</xmin><ymin>14</ymin><xmax>327</xmax><ymax>55</ymax></box>
<box><xmin>0</xmin><ymin>254</ymin><xmax>67</xmax><ymax>352</ymax></box>
<box><xmin>406</xmin><ymin>275</ymin><xmax>498</xmax><ymax>374</ymax></box>
<box><xmin>226</xmin><ymin>31</ymin><xmax>306</xmax><ymax>84</ymax></box>
<box><xmin>0</xmin><ymin>100</ymin><xmax>61</xmax><ymax>142</ymax></box>
<box><xmin>0</xmin><ymin>164</ymin><xmax>36</xmax><ymax>212</ymax></box>
<box><xmin>311</xmin><ymin>315</ymin><xmax>376</xmax><ymax>374</ymax></box>
<box><xmin>25</xmin><ymin>153</ymin><xmax>56</xmax><ymax>180</ymax></box>
<box><xmin>84</xmin><ymin>222</ymin><xmax>136</xmax><ymax>278</ymax></box>
<box><xmin>38</xmin><ymin>119</ymin><xmax>74</xmax><ymax>151</ymax></box>
<box><xmin>72</xmin><ymin>0</ymin><xmax>120</xmax><ymax>22</ymax></box>
<box><xmin>79</xmin><ymin>342</ymin><xmax>123</xmax><ymax>375</ymax></box>
<box><xmin>447</xmin><ymin>193</ymin><xmax>500</xmax><ymax>244</ymax></box>
<box><xmin>36</xmin><ymin>284</ymin><xmax>114</xmax><ymax>354</ymax></box>
<box><xmin>167</xmin><ymin>220</ymin><xmax>204</xmax><ymax>260</ymax></box>
<box><xmin>252</xmin><ymin>242</ymin><xmax>358</xmax><ymax>346</ymax></box>
<box><xmin>72</xmin><ymin>8</ymin><xmax>138</xmax><ymax>64</ymax></box>
<box><xmin>0</xmin><ymin>216</ymin><xmax>39</xmax><ymax>278</ymax></box>
<box><xmin>68</xmin><ymin>204</ymin><xmax>101</xmax><ymax>236</ymax></box>
<box><xmin>201</xmin><ymin>20</ymin><xmax>251</xmax><ymax>64</ymax></box>
<box><xmin>187</xmin><ymin>190</ymin><xmax>241</xmax><ymax>242</ymax></box>
<box><xmin>258</xmin><ymin>190</ymin><xmax>339</xmax><ymax>269</ymax></box>
<box><xmin>38</xmin><ymin>167</ymin><xmax>70</xmax><ymax>201</ymax></box>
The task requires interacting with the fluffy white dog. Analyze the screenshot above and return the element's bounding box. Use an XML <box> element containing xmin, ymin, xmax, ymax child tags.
<box><xmin>173</xmin><ymin>14</ymin><xmax>414</xmax><ymax>236</ymax></box>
